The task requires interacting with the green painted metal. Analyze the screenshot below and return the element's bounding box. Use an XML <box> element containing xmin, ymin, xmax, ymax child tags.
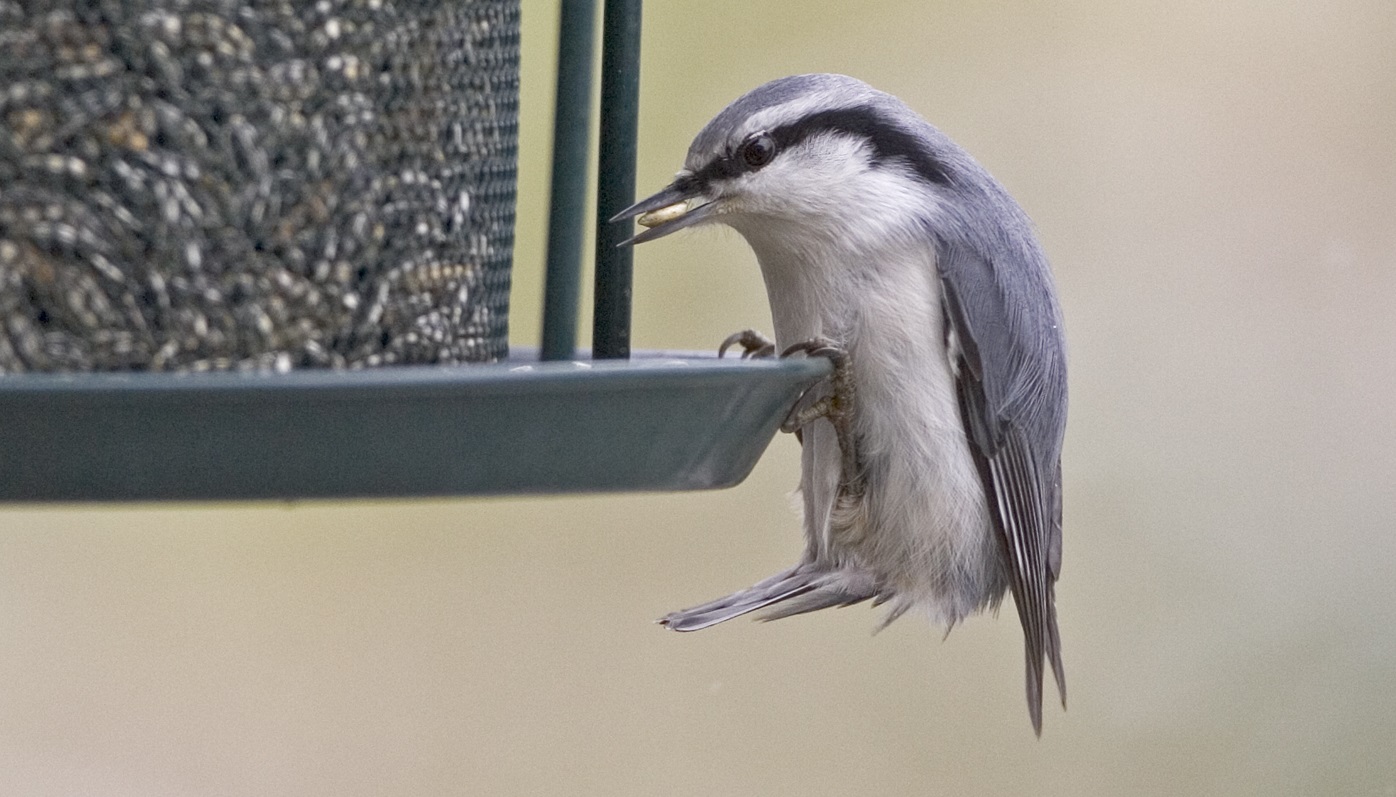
<box><xmin>0</xmin><ymin>354</ymin><xmax>828</xmax><ymax>503</ymax></box>
<box><xmin>541</xmin><ymin>0</ymin><xmax>597</xmax><ymax>362</ymax></box>
<box><xmin>591</xmin><ymin>0</ymin><xmax>642</xmax><ymax>360</ymax></box>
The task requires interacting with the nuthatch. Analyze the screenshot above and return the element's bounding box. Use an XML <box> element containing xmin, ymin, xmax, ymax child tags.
<box><xmin>614</xmin><ymin>74</ymin><xmax>1068</xmax><ymax>734</ymax></box>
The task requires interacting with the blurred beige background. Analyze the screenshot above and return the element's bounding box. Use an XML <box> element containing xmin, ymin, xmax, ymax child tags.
<box><xmin>4</xmin><ymin>1</ymin><xmax>1395</xmax><ymax>794</ymax></box>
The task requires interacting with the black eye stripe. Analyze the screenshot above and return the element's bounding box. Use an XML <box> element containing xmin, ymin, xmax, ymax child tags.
<box><xmin>690</xmin><ymin>105</ymin><xmax>951</xmax><ymax>192</ymax></box>
<box><xmin>689</xmin><ymin>134</ymin><xmax>770</xmax><ymax>185</ymax></box>
<box><xmin>769</xmin><ymin>107</ymin><xmax>951</xmax><ymax>186</ymax></box>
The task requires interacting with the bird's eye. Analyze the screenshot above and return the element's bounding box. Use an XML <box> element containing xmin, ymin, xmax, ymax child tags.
<box><xmin>739</xmin><ymin>133</ymin><xmax>777</xmax><ymax>170</ymax></box>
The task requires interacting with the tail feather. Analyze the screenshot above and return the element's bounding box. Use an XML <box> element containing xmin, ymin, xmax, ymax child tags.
<box><xmin>1047</xmin><ymin>583</ymin><xmax>1067</xmax><ymax>708</ymax></box>
<box><xmin>1023</xmin><ymin>587</ymin><xmax>1067</xmax><ymax>735</ymax></box>
<box><xmin>659</xmin><ymin>564</ymin><xmax>877</xmax><ymax>632</ymax></box>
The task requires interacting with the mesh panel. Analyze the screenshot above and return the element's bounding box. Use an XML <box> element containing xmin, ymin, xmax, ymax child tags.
<box><xmin>0</xmin><ymin>0</ymin><xmax>519</xmax><ymax>371</ymax></box>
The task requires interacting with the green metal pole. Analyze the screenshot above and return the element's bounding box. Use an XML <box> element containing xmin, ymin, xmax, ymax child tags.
<box><xmin>541</xmin><ymin>0</ymin><xmax>597</xmax><ymax>361</ymax></box>
<box><xmin>591</xmin><ymin>0</ymin><xmax>641</xmax><ymax>360</ymax></box>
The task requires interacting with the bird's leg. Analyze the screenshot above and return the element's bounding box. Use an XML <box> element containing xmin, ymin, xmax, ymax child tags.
<box><xmin>719</xmin><ymin>328</ymin><xmax>777</xmax><ymax>359</ymax></box>
<box><xmin>780</xmin><ymin>338</ymin><xmax>864</xmax><ymax>496</ymax></box>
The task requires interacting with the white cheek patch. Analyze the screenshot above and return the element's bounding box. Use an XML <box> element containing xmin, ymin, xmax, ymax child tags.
<box><xmin>736</xmin><ymin>135</ymin><xmax>867</xmax><ymax>214</ymax></box>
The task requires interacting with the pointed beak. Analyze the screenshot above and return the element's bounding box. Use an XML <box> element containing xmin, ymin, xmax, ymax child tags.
<box><xmin>609</xmin><ymin>180</ymin><xmax>717</xmax><ymax>246</ymax></box>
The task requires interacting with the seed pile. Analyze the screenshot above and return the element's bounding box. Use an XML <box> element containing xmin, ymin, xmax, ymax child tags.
<box><xmin>0</xmin><ymin>0</ymin><xmax>518</xmax><ymax>372</ymax></box>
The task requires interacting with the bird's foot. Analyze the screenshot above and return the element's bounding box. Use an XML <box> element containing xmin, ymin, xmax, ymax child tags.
<box><xmin>779</xmin><ymin>338</ymin><xmax>863</xmax><ymax>493</ymax></box>
<box><xmin>779</xmin><ymin>338</ymin><xmax>855</xmax><ymax>435</ymax></box>
<box><xmin>718</xmin><ymin>328</ymin><xmax>777</xmax><ymax>359</ymax></box>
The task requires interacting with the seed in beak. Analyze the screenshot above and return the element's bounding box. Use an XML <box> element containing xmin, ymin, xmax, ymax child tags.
<box><xmin>637</xmin><ymin>201</ymin><xmax>688</xmax><ymax>228</ymax></box>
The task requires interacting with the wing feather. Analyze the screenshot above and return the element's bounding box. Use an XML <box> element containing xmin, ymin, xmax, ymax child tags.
<box><xmin>939</xmin><ymin>239</ymin><xmax>1067</xmax><ymax>735</ymax></box>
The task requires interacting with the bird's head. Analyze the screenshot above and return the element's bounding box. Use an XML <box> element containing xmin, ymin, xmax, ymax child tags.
<box><xmin>613</xmin><ymin>74</ymin><xmax>966</xmax><ymax>253</ymax></box>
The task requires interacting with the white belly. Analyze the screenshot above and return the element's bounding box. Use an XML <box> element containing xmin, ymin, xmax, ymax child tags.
<box><xmin>759</xmin><ymin>243</ymin><xmax>1004</xmax><ymax>623</ymax></box>
<box><xmin>845</xmin><ymin>287</ymin><xmax>1002</xmax><ymax>620</ymax></box>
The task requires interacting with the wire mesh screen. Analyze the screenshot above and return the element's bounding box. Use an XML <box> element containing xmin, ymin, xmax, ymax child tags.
<box><xmin>0</xmin><ymin>0</ymin><xmax>519</xmax><ymax>372</ymax></box>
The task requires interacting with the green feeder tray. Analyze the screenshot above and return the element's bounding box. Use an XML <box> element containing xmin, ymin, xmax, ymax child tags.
<box><xmin>0</xmin><ymin>352</ymin><xmax>828</xmax><ymax>503</ymax></box>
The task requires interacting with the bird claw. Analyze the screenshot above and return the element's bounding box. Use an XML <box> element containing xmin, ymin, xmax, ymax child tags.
<box><xmin>780</xmin><ymin>337</ymin><xmax>847</xmax><ymax>365</ymax></box>
<box><xmin>718</xmin><ymin>328</ymin><xmax>777</xmax><ymax>359</ymax></box>
<box><xmin>779</xmin><ymin>337</ymin><xmax>853</xmax><ymax>431</ymax></box>
<box><xmin>778</xmin><ymin>337</ymin><xmax>863</xmax><ymax>492</ymax></box>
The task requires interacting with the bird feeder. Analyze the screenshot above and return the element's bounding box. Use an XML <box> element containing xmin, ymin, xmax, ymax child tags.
<box><xmin>0</xmin><ymin>0</ymin><xmax>826</xmax><ymax>502</ymax></box>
